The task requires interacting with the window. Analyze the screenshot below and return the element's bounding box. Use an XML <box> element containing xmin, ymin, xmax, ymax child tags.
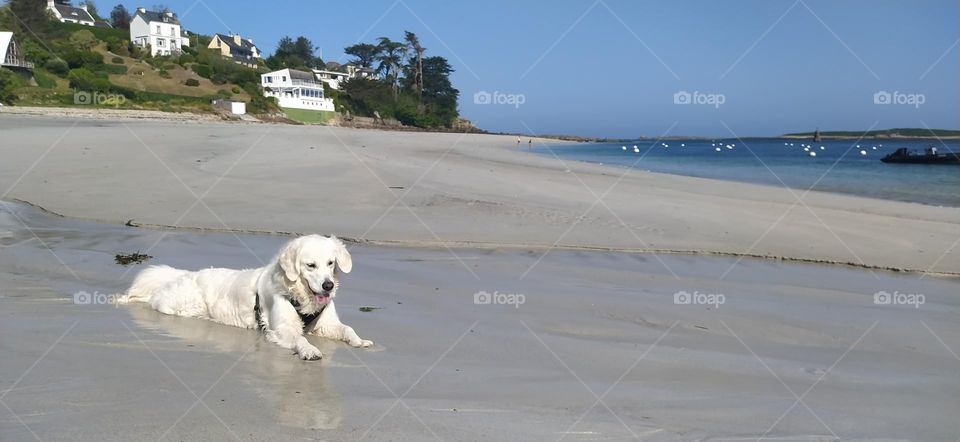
<box><xmin>282</xmin><ymin>76</ymin><xmax>287</xmax><ymax>82</ymax></box>
<box><xmin>157</xmin><ymin>39</ymin><xmax>165</xmax><ymax>47</ymax></box>
<box><xmin>170</xmin><ymin>27</ymin><xmax>175</xmax><ymax>36</ymax></box>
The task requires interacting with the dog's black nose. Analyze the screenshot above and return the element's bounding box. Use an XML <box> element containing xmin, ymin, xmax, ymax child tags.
<box><xmin>321</xmin><ymin>280</ymin><xmax>334</xmax><ymax>291</ymax></box>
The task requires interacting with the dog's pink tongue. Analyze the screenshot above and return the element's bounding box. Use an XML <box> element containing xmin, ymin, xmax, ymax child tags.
<box><xmin>315</xmin><ymin>294</ymin><xmax>328</xmax><ymax>304</ymax></box>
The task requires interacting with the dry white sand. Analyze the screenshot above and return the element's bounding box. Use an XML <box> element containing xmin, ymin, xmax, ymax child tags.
<box><xmin>0</xmin><ymin>113</ymin><xmax>957</xmax><ymax>275</ymax></box>
<box><xmin>0</xmin><ymin>200</ymin><xmax>958</xmax><ymax>441</ymax></box>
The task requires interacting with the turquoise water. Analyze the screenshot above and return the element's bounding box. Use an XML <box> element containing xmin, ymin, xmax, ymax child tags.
<box><xmin>532</xmin><ymin>138</ymin><xmax>960</xmax><ymax>207</ymax></box>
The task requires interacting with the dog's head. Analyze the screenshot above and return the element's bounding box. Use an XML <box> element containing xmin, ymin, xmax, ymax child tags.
<box><xmin>277</xmin><ymin>235</ymin><xmax>352</xmax><ymax>311</ymax></box>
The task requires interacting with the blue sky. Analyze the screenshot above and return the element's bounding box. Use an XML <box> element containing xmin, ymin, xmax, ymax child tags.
<box><xmin>117</xmin><ymin>0</ymin><xmax>956</xmax><ymax>137</ymax></box>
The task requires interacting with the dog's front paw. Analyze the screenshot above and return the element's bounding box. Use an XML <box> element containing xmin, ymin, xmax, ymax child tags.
<box><xmin>350</xmin><ymin>339</ymin><xmax>374</xmax><ymax>348</ymax></box>
<box><xmin>299</xmin><ymin>345</ymin><xmax>323</xmax><ymax>360</ymax></box>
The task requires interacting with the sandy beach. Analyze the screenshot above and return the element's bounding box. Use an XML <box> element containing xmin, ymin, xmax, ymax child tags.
<box><xmin>1</xmin><ymin>114</ymin><xmax>958</xmax><ymax>440</ymax></box>
<box><xmin>0</xmin><ymin>113</ymin><xmax>957</xmax><ymax>275</ymax></box>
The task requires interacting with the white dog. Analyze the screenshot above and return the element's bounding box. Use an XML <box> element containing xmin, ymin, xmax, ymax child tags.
<box><xmin>119</xmin><ymin>235</ymin><xmax>372</xmax><ymax>360</ymax></box>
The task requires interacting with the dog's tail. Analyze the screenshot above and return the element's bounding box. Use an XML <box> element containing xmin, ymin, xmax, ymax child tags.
<box><xmin>116</xmin><ymin>265</ymin><xmax>188</xmax><ymax>304</ymax></box>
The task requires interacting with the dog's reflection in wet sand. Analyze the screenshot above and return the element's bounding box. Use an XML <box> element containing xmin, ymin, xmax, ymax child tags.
<box><xmin>126</xmin><ymin>304</ymin><xmax>342</xmax><ymax>430</ymax></box>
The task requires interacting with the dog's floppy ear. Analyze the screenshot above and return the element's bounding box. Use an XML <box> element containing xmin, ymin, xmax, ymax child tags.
<box><xmin>331</xmin><ymin>236</ymin><xmax>352</xmax><ymax>273</ymax></box>
<box><xmin>278</xmin><ymin>237</ymin><xmax>303</xmax><ymax>281</ymax></box>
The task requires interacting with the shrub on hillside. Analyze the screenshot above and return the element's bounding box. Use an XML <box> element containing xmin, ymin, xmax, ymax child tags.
<box><xmin>231</xmin><ymin>85</ymin><xmax>241</xmax><ymax>94</ymax></box>
<box><xmin>62</xmin><ymin>50</ymin><xmax>104</xmax><ymax>69</ymax></box>
<box><xmin>0</xmin><ymin>68</ymin><xmax>22</xmax><ymax>104</ymax></box>
<box><xmin>178</xmin><ymin>53</ymin><xmax>195</xmax><ymax>65</ymax></box>
<box><xmin>44</xmin><ymin>58</ymin><xmax>70</xmax><ymax>77</ymax></box>
<box><xmin>69</xmin><ymin>30</ymin><xmax>100</xmax><ymax>51</ymax></box>
<box><xmin>33</xmin><ymin>70</ymin><xmax>57</xmax><ymax>89</ymax></box>
<box><xmin>184</xmin><ymin>78</ymin><xmax>200</xmax><ymax>87</ymax></box>
<box><xmin>158</xmin><ymin>69</ymin><xmax>171</xmax><ymax>79</ymax></box>
<box><xmin>191</xmin><ymin>63</ymin><xmax>211</xmax><ymax>79</ymax></box>
<box><xmin>111</xmin><ymin>56</ymin><xmax>124</xmax><ymax>64</ymax></box>
<box><xmin>67</xmin><ymin>67</ymin><xmax>111</xmax><ymax>92</ymax></box>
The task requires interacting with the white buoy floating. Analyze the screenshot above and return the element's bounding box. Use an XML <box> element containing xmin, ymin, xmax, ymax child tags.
<box><xmin>622</xmin><ymin>146</ymin><xmax>627</xmax><ymax>150</ymax></box>
<box><xmin>633</xmin><ymin>147</ymin><xmax>640</xmax><ymax>152</ymax></box>
<box><xmin>872</xmin><ymin>146</ymin><xmax>877</xmax><ymax>150</ymax></box>
<box><xmin>860</xmin><ymin>150</ymin><xmax>867</xmax><ymax>155</ymax></box>
<box><xmin>809</xmin><ymin>151</ymin><xmax>817</xmax><ymax>157</ymax></box>
<box><xmin>820</xmin><ymin>146</ymin><xmax>825</xmax><ymax>150</ymax></box>
<box><xmin>715</xmin><ymin>147</ymin><xmax>722</xmax><ymax>152</ymax></box>
<box><xmin>681</xmin><ymin>143</ymin><xmax>685</xmax><ymax>147</ymax></box>
<box><xmin>804</xmin><ymin>147</ymin><xmax>810</xmax><ymax>152</ymax></box>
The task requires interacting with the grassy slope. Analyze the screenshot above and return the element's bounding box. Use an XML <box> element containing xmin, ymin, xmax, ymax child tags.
<box><xmin>100</xmin><ymin>45</ymin><xmax>250</xmax><ymax>101</ymax></box>
<box><xmin>282</xmin><ymin>108</ymin><xmax>336</xmax><ymax>124</ymax></box>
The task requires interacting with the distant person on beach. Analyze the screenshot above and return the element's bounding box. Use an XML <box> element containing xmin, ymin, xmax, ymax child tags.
<box><xmin>517</xmin><ymin>137</ymin><xmax>521</xmax><ymax>144</ymax></box>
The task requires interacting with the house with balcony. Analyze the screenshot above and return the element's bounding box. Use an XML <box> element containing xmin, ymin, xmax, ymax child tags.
<box><xmin>207</xmin><ymin>34</ymin><xmax>260</xmax><ymax>67</ymax></box>
<box><xmin>312</xmin><ymin>69</ymin><xmax>350</xmax><ymax>90</ymax></box>
<box><xmin>46</xmin><ymin>0</ymin><xmax>95</xmax><ymax>26</ymax></box>
<box><xmin>129</xmin><ymin>7</ymin><xmax>191</xmax><ymax>56</ymax></box>
<box><xmin>0</xmin><ymin>32</ymin><xmax>33</xmax><ymax>70</ymax></box>
<box><xmin>261</xmin><ymin>68</ymin><xmax>335</xmax><ymax>115</ymax></box>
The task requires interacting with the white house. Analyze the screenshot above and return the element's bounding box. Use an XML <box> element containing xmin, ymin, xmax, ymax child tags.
<box><xmin>0</xmin><ymin>32</ymin><xmax>33</xmax><ymax>70</ymax></box>
<box><xmin>261</xmin><ymin>68</ymin><xmax>334</xmax><ymax>112</ymax></box>
<box><xmin>311</xmin><ymin>69</ymin><xmax>350</xmax><ymax>90</ymax></box>
<box><xmin>46</xmin><ymin>0</ymin><xmax>95</xmax><ymax>26</ymax></box>
<box><xmin>129</xmin><ymin>7</ymin><xmax>191</xmax><ymax>56</ymax></box>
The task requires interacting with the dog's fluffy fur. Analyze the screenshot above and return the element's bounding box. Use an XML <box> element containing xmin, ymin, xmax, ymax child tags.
<box><xmin>119</xmin><ymin>235</ymin><xmax>372</xmax><ymax>360</ymax></box>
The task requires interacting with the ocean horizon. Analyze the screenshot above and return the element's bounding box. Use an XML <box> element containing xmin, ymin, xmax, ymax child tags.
<box><xmin>533</xmin><ymin>138</ymin><xmax>960</xmax><ymax>207</ymax></box>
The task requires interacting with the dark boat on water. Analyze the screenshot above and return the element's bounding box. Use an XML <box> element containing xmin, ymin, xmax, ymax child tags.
<box><xmin>881</xmin><ymin>146</ymin><xmax>960</xmax><ymax>164</ymax></box>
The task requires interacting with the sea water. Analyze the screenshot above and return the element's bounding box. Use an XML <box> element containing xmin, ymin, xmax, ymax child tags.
<box><xmin>532</xmin><ymin>138</ymin><xmax>960</xmax><ymax>207</ymax></box>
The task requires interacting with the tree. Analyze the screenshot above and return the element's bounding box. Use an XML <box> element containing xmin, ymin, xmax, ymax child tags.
<box><xmin>110</xmin><ymin>4</ymin><xmax>131</xmax><ymax>29</ymax></box>
<box><xmin>8</xmin><ymin>0</ymin><xmax>50</xmax><ymax>35</ymax></box>
<box><xmin>343</xmin><ymin>43</ymin><xmax>378</xmax><ymax>68</ymax></box>
<box><xmin>403</xmin><ymin>31</ymin><xmax>425</xmax><ymax>99</ymax></box>
<box><xmin>416</xmin><ymin>56</ymin><xmax>459</xmax><ymax>125</ymax></box>
<box><xmin>375</xmin><ymin>37</ymin><xmax>405</xmax><ymax>98</ymax></box>
<box><xmin>267</xmin><ymin>35</ymin><xmax>322</xmax><ymax>70</ymax></box>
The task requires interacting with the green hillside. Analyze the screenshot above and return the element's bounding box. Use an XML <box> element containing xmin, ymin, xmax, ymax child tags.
<box><xmin>0</xmin><ymin>14</ymin><xmax>275</xmax><ymax>114</ymax></box>
<box><xmin>784</xmin><ymin>128</ymin><xmax>960</xmax><ymax>139</ymax></box>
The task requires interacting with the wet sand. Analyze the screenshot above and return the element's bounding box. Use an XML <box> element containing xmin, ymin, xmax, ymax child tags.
<box><xmin>1</xmin><ymin>200</ymin><xmax>958</xmax><ymax>441</ymax></box>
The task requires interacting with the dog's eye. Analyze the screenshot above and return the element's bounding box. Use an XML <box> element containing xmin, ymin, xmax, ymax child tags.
<box><xmin>305</xmin><ymin>263</ymin><xmax>317</xmax><ymax>269</ymax></box>
<box><xmin>327</xmin><ymin>261</ymin><xmax>334</xmax><ymax>266</ymax></box>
